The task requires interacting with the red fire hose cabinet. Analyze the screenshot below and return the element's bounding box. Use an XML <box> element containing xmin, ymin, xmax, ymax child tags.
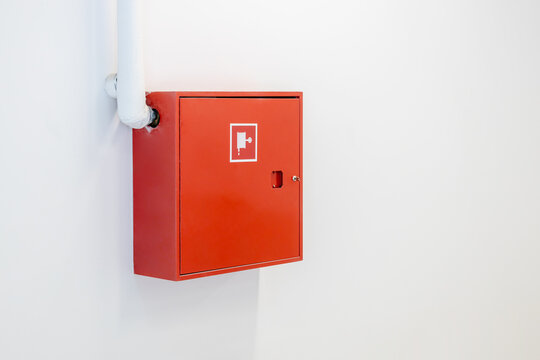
<box><xmin>133</xmin><ymin>92</ymin><xmax>303</xmax><ymax>280</ymax></box>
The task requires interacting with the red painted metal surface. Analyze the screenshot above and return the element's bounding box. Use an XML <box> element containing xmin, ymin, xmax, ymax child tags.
<box><xmin>133</xmin><ymin>92</ymin><xmax>302</xmax><ymax>281</ymax></box>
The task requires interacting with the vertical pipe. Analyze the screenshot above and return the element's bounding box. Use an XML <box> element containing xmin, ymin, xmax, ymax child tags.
<box><xmin>111</xmin><ymin>0</ymin><xmax>152</xmax><ymax>129</ymax></box>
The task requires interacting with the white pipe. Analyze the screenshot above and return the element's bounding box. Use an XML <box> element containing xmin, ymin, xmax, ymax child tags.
<box><xmin>105</xmin><ymin>0</ymin><xmax>153</xmax><ymax>129</ymax></box>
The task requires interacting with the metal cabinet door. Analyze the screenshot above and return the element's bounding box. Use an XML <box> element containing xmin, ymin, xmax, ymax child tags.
<box><xmin>179</xmin><ymin>97</ymin><xmax>302</xmax><ymax>275</ymax></box>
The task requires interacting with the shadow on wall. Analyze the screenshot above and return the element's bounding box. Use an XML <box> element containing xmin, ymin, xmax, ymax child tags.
<box><xmin>87</xmin><ymin>1</ymin><xmax>261</xmax><ymax>359</ymax></box>
<box><xmin>114</xmin><ymin>271</ymin><xmax>261</xmax><ymax>358</ymax></box>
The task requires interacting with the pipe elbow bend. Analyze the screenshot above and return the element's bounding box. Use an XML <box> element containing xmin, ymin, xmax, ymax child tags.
<box><xmin>118</xmin><ymin>106</ymin><xmax>152</xmax><ymax>129</ymax></box>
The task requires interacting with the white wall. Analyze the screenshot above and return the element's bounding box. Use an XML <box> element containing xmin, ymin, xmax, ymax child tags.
<box><xmin>1</xmin><ymin>0</ymin><xmax>540</xmax><ymax>359</ymax></box>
